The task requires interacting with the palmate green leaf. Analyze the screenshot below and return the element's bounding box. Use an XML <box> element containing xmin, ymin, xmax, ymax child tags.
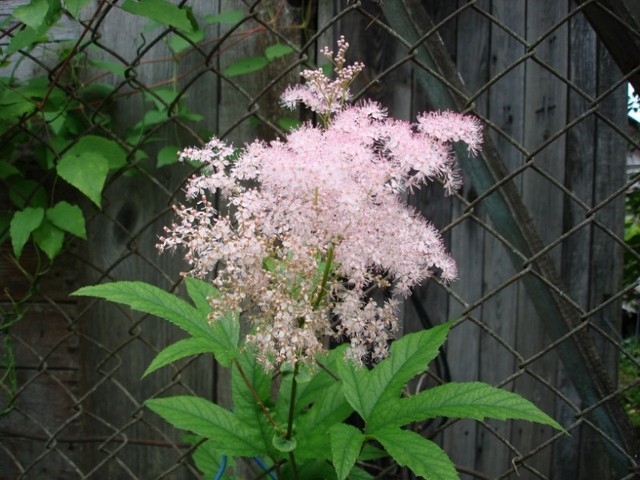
<box><xmin>191</xmin><ymin>438</ymin><xmax>230</xmax><ymax>479</ymax></box>
<box><xmin>224</xmin><ymin>56</ymin><xmax>270</xmax><ymax>77</ymax></box>
<box><xmin>47</xmin><ymin>201</ymin><xmax>86</xmax><ymax>239</ymax></box>
<box><xmin>184</xmin><ymin>276</ymin><xmax>239</xmax><ymax>366</ymax></box>
<box><xmin>184</xmin><ymin>276</ymin><xmax>217</xmax><ymax>314</ymax></box>
<box><xmin>142</xmin><ymin>337</ymin><xmax>218</xmax><ymax>378</ymax></box>
<box><xmin>10</xmin><ymin>207</ymin><xmax>44</xmax><ymax>258</ymax></box>
<box><xmin>338</xmin><ymin>322</ymin><xmax>451</xmax><ymax>424</ymax></box>
<box><xmin>72</xmin><ymin>282</ymin><xmax>205</xmax><ymax>336</ymax></box>
<box><xmin>376</xmin><ymin>382</ymin><xmax>564</xmax><ymax>432</ymax></box>
<box><xmin>296</xmin><ymin>345</ymin><xmax>346</xmax><ymax>410</ymax></box>
<box><xmin>295</xmin><ymin>382</ymin><xmax>354</xmax><ymax>460</ymax></box>
<box><xmin>374</xmin><ymin>427</ymin><xmax>458</xmax><ymax>480</ymax></box>
<box><xmin>121</xmin><ymin>0</ymin><xmax>196</xmax><ymax>33</ymax></box>
<box><xmin>231</xmin><ymin>348</ymin><xmax>275</xmax><ymax>457</ymax></box>
<box><xmin>329</xmin><ymin>423</ymin><xmax>365</xmax><ymax>480</ymax></box>
<box><xmin>145</xmin><ymin>396</ymin><xmax>262</xmax><ymax>456</ymax></box>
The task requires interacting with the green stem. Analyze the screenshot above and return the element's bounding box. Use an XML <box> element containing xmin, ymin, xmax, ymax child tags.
<box><xmin>286</xmin><ymin>361</ymin><xmax>299</xmax><ymax>439</ymax></box>
<box><xmin>285</xmin><ymin>361</ymin><xmax>300</xmax><ymax>478</ymax></box>
<box><xmin>313</xmin><ymin>244</ymin><xmax>334</xmax><ymax>308</ymax></box>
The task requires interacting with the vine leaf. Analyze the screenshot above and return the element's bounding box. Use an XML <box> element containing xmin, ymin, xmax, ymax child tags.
<box><xmin>47</xmin><ymin>201</ymin><xmax>86</xmax><ymax>239</ymax></box>
<box><xmin>57</xmin><ymin>150</ymin><xmax>109</xmax><ymax>208</ymax></box>
<box><xmin>65</xmin><ymin>0</ymin><xmax>92</xmax><ymax>19</ymax></box>
<box><xmin>121</xmin><ymin>0</ymin><xmax>196</xmax><ymax>33</ymax></box>
<box><xmin>10</xmin><ymin>207</ymin><xmax>44</xmax><ymax>259</ymax></box>
<box><xmin>265</xmin><ymin>44</ymin><xmax>294</xmax><ymax>61</ymax></box>
<box><xmin>32</xmin><ymin>219</ymin><xmax>64</xmax><ymax>261</ymax></box>
<box><xmin>224</xmin><ymin>56</ymin><xmax>270</xmax><ymax>77</ymax></box>
<box><xmin>12</xmin><ymin>0</ymin><xmax>61</xmax><ymax>32</ymax></box>
<box><xmin>156</xmin><ymin>145</ymin><xmax>180</xmax><ymax>167</ymax></box>
<box><xmin>204</xmin><ymin>10</ymin><xmax>244</xmax><ymax>25</ymax></box>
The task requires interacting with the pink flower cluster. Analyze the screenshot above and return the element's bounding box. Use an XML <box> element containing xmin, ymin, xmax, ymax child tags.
<box><xmin>159</xmin><ymin>39</ymin><xmax>482</xmax><ymax>368</ymax></box>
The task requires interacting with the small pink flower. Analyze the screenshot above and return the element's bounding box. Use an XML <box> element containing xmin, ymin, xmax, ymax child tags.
<box><xmin>159</xmin><ymin>39</ymin><xmax>482</xmax><ymax>368</ymax></box>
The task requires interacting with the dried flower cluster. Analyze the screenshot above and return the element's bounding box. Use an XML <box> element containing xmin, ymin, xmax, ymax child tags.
<box><xmin>158</xmin><ymin>37</ymin><xmax>482</xmax><ymax>368</ymax></box>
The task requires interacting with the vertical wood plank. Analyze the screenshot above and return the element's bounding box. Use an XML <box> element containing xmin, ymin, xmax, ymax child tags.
<box><xmin>474</xmin><ymin>0</ymin><xmax>526</xmax><ymax>477</ymax></box>
<box><xmin>577</xmin><ymin>37</ymin><xmax>627</xmax><ymax>480</ymax></box>
<box><xmin>554</xmin><ymin>10</ymin><xmax>598</xmax><ymax>479</ymax></box>
<box><xmin>441</xmin><ymin>2</ymin><xmax>490</xmax><ymax>476</ymax></box>
<box><xmin>514</xmin><ymin>1</ymin><xmax>568</xmax><ymax>477</ymax></box>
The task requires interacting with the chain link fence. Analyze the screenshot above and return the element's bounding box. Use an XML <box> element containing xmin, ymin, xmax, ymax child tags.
<box><xmin>1</xmin><ymin>0</ymin><xmax>639</xmax><ymax>478</ymax></box>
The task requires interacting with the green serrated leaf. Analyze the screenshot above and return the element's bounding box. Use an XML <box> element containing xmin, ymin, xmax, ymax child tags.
<box><xmin>192</xmin><ymin>438</ymin><xmax>230</xmax><ymax>479</ymax></box>
<box><xmin>146</xmin><ymin>396</ymin><xmax>262</xmax><ymax>456</ymax></box>
<box><xmin>47</xmin><ymin>201</ymin><xmax>86</xmax><ymax>239</ymax></box>
<box><xmin>232</xmin><ymin>348</ymin><xmax>275</xmax><ymax>456</ymax></box>
<box><xmin>378</xmin><ymin>382</ymin><xmax>564</xmax><ymax>432</ymax></box>
<box><xmin>57</xmin><ymin>150</ymin><xmax>109</xmax><ymax>208</ymax></box>
<box><xmin>121</xmin><ymin>0</ymin><xmax>195</xmax><ymax>33</ymax></box>
<box><xmin>223</xmin><ymin>56</ymin><xmax>269</xmax><ymax>77</ymax></box>
<box><xmin>265</xmin><ymin>43</ymin><xmax>294</xmax><ymax>61</ymax></box>
<box><xmin>73</xmin><ymin>282</ymin><xmax>204</xmax><ymax>334</ymax></box>
<box><xmin>157</xmin><ymin>145</ymin><xmax>180</xmax><ymax>167</ymax></box>
<box><xmin>184</xmin><ymin>277</ymin><xmax>218</xmax><ymax>313</ymax></box>
<box><xmin>72</xmin><ymin>281</ymin><xmax>239</xmax><ymax>365</ymax></box>
<box><xmin>10</xmin><ymin>207</ymin><xmax>44</xmax><ymax>258</ymax></box>
<box><xmin>329</xmin><ymin>423</ymin><xmax>364</xmax><ymax>480</ymax></box>
<box><xmin>32</xmin><ymin>218</ymin><xmax>64</xmax><ymax>261</ymax></box>
<box><xmin>296</xmin><ymin>382</ymin><xmax>354</xmax><ymax>460</ymax></box>
<box><xmin>204</xmin><ymin>10</ymin><xmax>244</xmax><ymax>25</ymax></box>
<box><xmin>354</xmin><ymin>323</ymin><xmax>451</xmax><ymax>426</ymax></box>
<box><xmin>374</xmin><ymin>427</ymin><xmax>458</xmax><ymax>480</ymax></box>
<box><xmin>143</xmin><ymin>337</ymin><xmax>217</xmax><ymax>378</ymax></box>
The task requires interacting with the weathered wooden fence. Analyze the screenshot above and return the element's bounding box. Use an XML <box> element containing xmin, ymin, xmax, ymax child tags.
<box><xmin>1</xmin><ymin>1</ymin><xmax>639</xmax><ymax>479</ymax></box>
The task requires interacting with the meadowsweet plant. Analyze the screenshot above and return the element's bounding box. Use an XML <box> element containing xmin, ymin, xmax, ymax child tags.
<box><xmin>75</xmin><ymin>37</ymin><xmax>563</xmax><ymax>480</ymax></box>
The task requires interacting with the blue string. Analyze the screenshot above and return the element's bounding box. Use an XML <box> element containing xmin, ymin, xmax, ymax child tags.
<box><xmin>253</xmin><ymin>456</ymin><xmax>278</xmax><ymax>480</ymax></box>
<box><xmin>213</xmin><ymin>455</ymin><xmax>227</xmax><ymax>480</ymax></box>
<box><xmin>213</xmin><ymin>455</ymin><xmax>277</xmax><ymax>480</ymax></box>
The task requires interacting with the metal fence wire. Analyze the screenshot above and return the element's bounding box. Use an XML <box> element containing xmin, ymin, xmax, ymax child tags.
<box><xmin>1</xmin><ymin>0</ymin><xmax>640</xmax><ymax>479</ymax></box>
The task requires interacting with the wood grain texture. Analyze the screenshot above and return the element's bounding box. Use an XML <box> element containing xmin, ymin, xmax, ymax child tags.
<box><xmin>512</xmin><ymin>2</ymin><xmax>568</xmax><ymax>477</ymax></box>
<box><xmin>441</xmin><ymin>2</ymin><xmax>490</xmax><ymax>476</ymax></box>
